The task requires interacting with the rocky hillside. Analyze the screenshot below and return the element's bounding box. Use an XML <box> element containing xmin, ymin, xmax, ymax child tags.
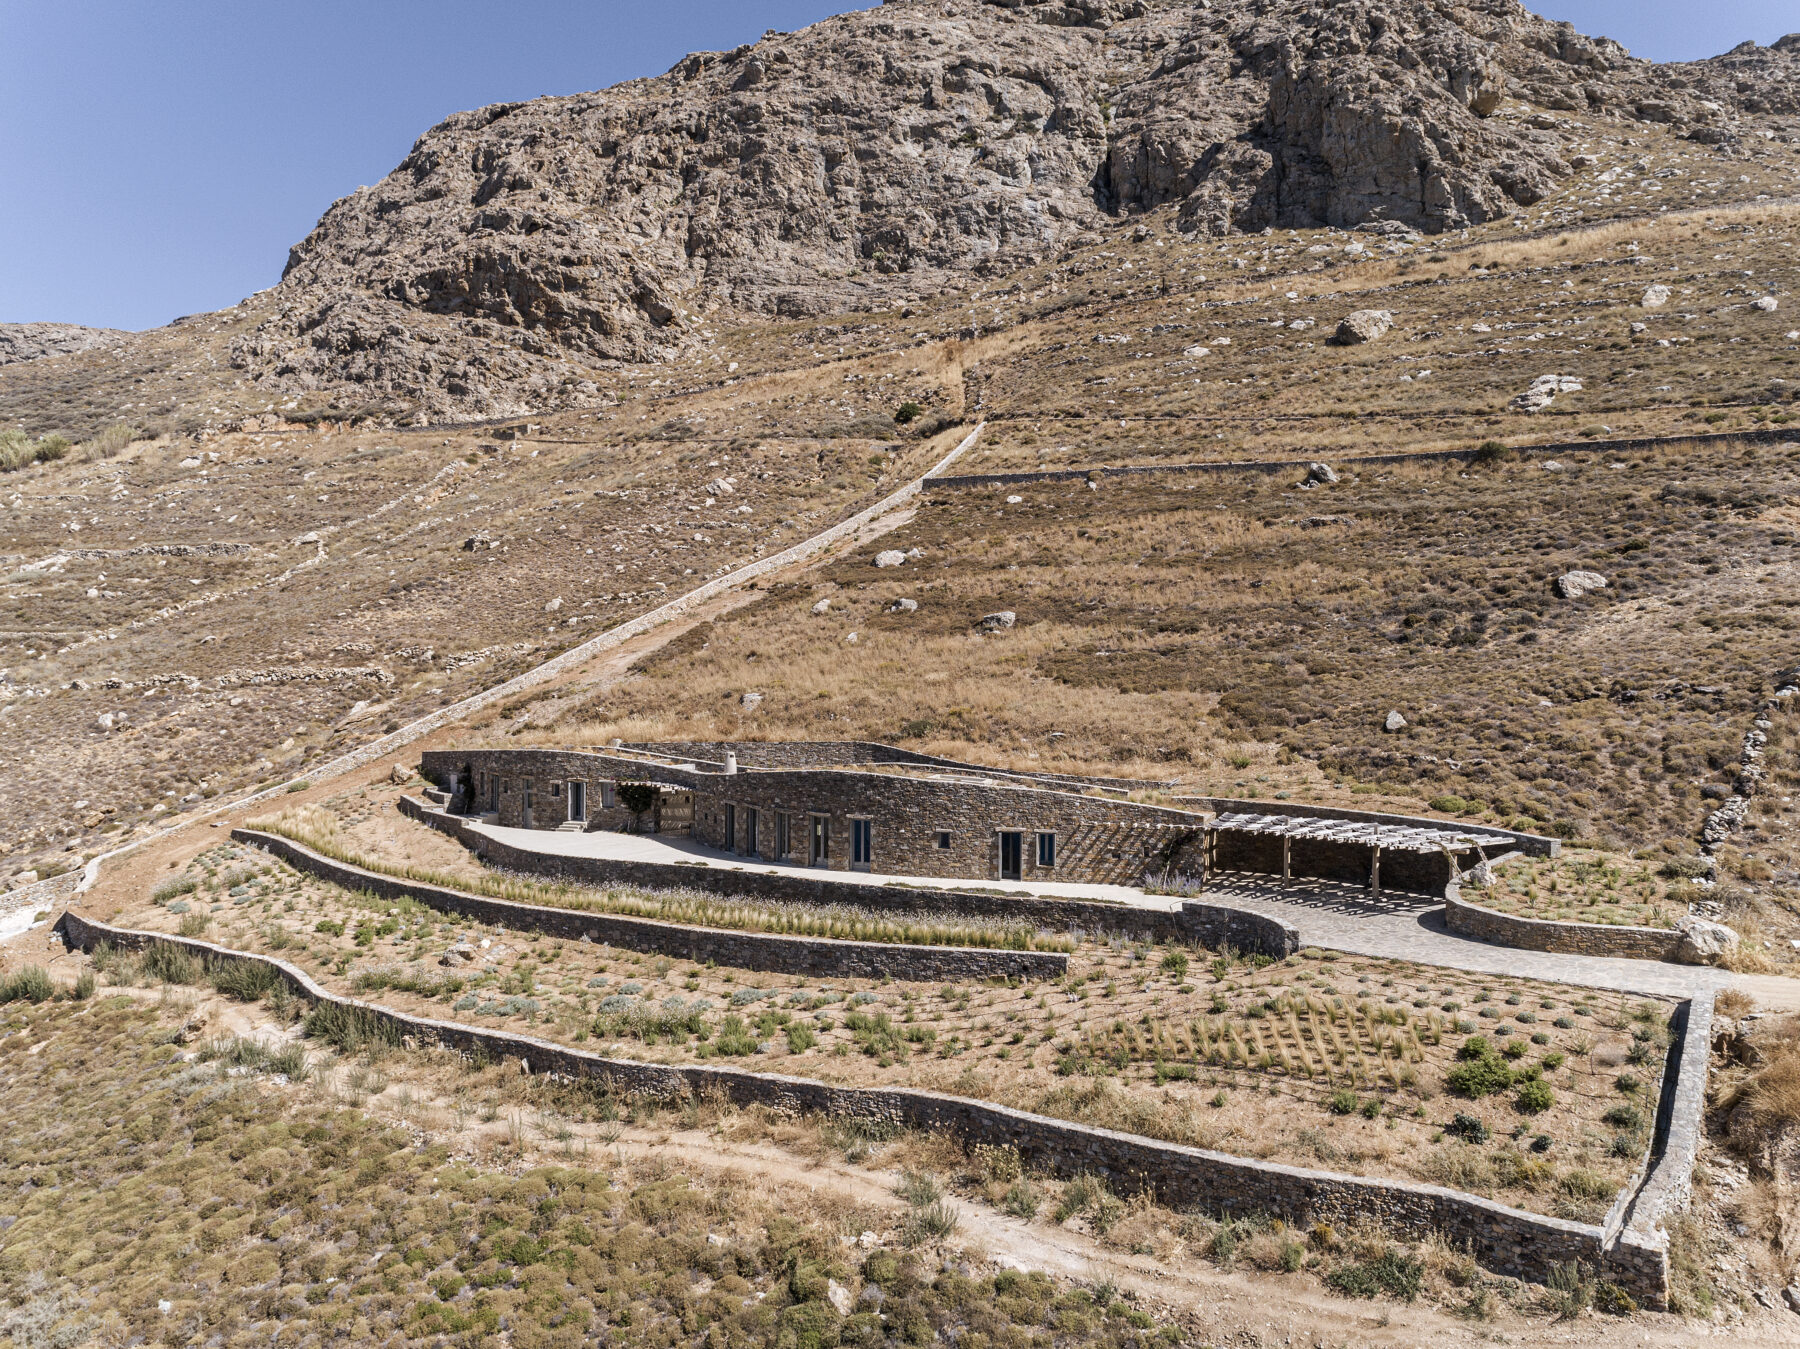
<box><xmin>221</xmin><ymin>0</ymin><xmax>1799</xmax><ymax>419</ymax></box>
<box><xmin>0</xmin><ymin>323</ymin><xmax>127</xmax><ymax>368</ymax></box>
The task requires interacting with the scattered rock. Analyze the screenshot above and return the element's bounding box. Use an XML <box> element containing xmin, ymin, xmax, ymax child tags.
<box><xmin>1333</xmin><ymin>310</ymin><xmax>1393</xmax><ymax>345</ymax></box>
<box><xmin>1783</xmin><ymin>1283</ymin><xmax>1800</xmax><ymax>1316</ymax></box>
<box><xmin>1553</xmin><ymin>570</ymin><xmax>1608</xmax><ymax>599</ymax></box>
<box><xmin>295</xmin><ymin>531</ymin><xmax>322</xmax><ymax>546</ymax></box>
<box><xmin>461</xmin><ymin>531</ymin><xmax>497</xmax><ymax>551</ymax></box>
<box><xmin>827</xmin><ymin>1281</ymin><xmax>855</xmax><ymax>1317</ymax></box>
<box><xmin>1675</xmin><ymin>915</ymin><xmax>1740</xmax><ymax>964</ymax></box>
<box><xmin>978</xmin><ymin>611</ymin><xmax>1017</xmax><ymax>632</ymax></box>
<box><xmin>887</xmin><ymin>597</ymin><xmax>918</xmax><ymax>613</ymax></box>
<box><xmin>1541</xmin><ymin>461</ymin><xmax>1564</xmax><ymax>472</ymax></box>
<box><xmin>543</xmin><ymin>596</ymin><xmax>563</xmax><ymax>612</ymax></box>
<box><xmin>440</xmin><ymin>943</ymin><xmax>478</xmax><ymax>966</ymax></box>
<box><xmin>1005</xmin><ymin>495</ymin><xmax>1023</xmax><ymax>505</ymax></box>
<box><xmin>707</xmin><ymin>478</ymin><xmax>736</xmax><ymax>496</ymax></box>
<box><xmin>1755</xmin><ymin>295</ymin><xmax>1780</xmax><ymax>312</ymax></box>
<box><xmin>873</xmin><ymin>550</ymin><xmax>906</xmax><ymax>568</ymax></box>
<box><xmin>390</xmin><ymin>762</ymin><xmax>412</xmax><ymax>784</ymax></box>
<box><xmin>741</xmin><ymin>691</ymin><xmax>763</xmax><ymax>711</ymax></box>
<box><xmin>1304</xmin><ymin>462</ymin><xmax>1339</xmax><ymax>486</ymax></box>
<box><xmin>1629</xmin><ymin>321</ymin><xmax>1648</xmax><ymax>335</ymax></box>
<box><xmin>1512</xmin><ymin>374</ymin><xmax>1582</xmax><ymax>413</ymax></box>
<box><xmin>1384</xmin><ymin>711</ymin><xmax>1408</xmax><ymax>732</ymax></box>
<box><xmin>1641</xmin><ymin>284</ymin><xmax>1671</xmax><ymax>308</ymax></box>
<box><xmin>845</xmin><ymin>631</ymin><xmax>859</xmax><ymax>644</ymax></box>
<box><xmin>811</xmin><ymin>598</ymin><xmax>831</xmax><ymax>615</ymax></box>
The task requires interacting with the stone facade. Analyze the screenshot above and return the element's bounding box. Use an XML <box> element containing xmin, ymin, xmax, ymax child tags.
<box><xmin>400</xmin><ymin>795</ymin><xmax>1302</xmax><ymax>959</ymax></box>
<box><xmin>54</xmin><ymin>910</ymin><xmax>1681</xmax><ymax>1307</ymax></box>
<box><xmin>423</xmin><ymin>746</ymin><xmax>1203</xmax><ymax>887</ymax></box>
<box><xmin>1443</xmin><ymin>890</ymin><xmax>1684</xmax><ymax>961</ymax></box>
<box><xmin>236</xmin><ymin>827</ymin><xmax>1068</xmax><ymax>982</ymax></box>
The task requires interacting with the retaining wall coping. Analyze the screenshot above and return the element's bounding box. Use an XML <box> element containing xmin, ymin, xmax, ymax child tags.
<box><xmin>53</xmin><ymin>910</ymin><xmax>1672</xmax><ymax>1305</ymax></box>
<box><xmin>231</xmin><ymin>827</ymin><xmax>1067</xmax><ymax>983</ymax></box>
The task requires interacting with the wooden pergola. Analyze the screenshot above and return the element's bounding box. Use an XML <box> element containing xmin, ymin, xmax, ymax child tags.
<box><xmin>1207</xmin><ymin>812</ymin><xmax>1510</xmax><ymax>897</ymax></box>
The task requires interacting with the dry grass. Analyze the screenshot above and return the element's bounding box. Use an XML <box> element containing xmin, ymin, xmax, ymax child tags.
<box><xmin>113</xmin><ymin>835</ymin><xmax>1665</xmax><ymax>1220</ymax></box>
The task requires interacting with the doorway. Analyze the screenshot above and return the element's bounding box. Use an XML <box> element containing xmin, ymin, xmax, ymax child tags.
<box><xmin>567</xmin><ymin>781</ymin><xmax>585</xmax><ymax>823</ymax></box>
<box><xmin>522</xmin><ymin>783</ymin><xmax>533</xmax><ymax>830</ymax></box>
<box><xmin>998</xmin><ymin>831</ymin><xmax>1022</xmax><ymax>881</ymax></box>
<box><xmin>810</xmin><ymin>815</ymin><xmax>829</xmax><ymax>867</ymax></box>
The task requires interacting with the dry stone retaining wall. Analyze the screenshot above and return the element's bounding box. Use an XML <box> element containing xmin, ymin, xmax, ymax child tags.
<box><xmin>233</xmin><ymin>828</ymin><xmax>1067</xmax><ymax>982</ymax></box>
<box><xmin>1443</xmin><ymin>890</ymin><xmax>1684</xmax><ymax>961</ymax></box>
<box><xmin>53</xmin><ymin>911</ymin><xmax>1676</xmax><ymax>1306</ymax></box>
<box><xmin>400</xmin><ymin>796</ymin><xmax>1300</xmax><ymax>958</ymax></box>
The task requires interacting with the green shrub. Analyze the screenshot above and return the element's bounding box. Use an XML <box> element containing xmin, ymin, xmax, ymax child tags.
<box><xmin>1428</xmin><ymin>796</ymin><xmax>1467</xmax><ymax>814</ymax></box>
<box><xmin>0</xmin><ymin>966</ymin><xmax>54</xmax><ymax>1003</ymax></box>
<box><xmin>1515</xmin><ymin>1080</ymin><xmax>1554</xmax><ymax>1113</ymax></box>
<box><xmin>141</xmin><ymin>942</ymin><xmax>201</xmax><ymax>985</ymax></box>
<box><xmin>1447</xmin><ymin>1112</ymin><xmax>1490</xmax><ymax>1143</ymax></box>
<box><xmin>303</xmin><ymin>1002</ymin><xmax>401</xmax><ymax>1053</ymax></box>
<box><xmin>210</xmin><ymin>957</ymin><xmax>282</xmax><ymax>1002</ymax></box>
<box><xmin>707</xmin><ymin>1014</ymin><xmax>758</xmax><ymax>1056</ymax></box>
<box><xmin>1327</xmin><ymin>1250</ymin><xmax>1423</xmax><ymax>1302</ymax></box>
<box><xmin>1594</xmin><ymin>1282</ymin><xmax>1637</xmax><ymax>1316</ymax></box>
<box><xmin>1602</xmin><ymin>1104</ymin><xmax>1644</xmax><ymax>1130</ymax></box>
<box><xmin>1445</xmin><ymin>1054</ymin><xmax>1515</xmax><ymax>1099</ymax></box>
<box><xmin>177</xmin><ymin>912</ymin><xmax>211</xmax><ymax>938</ymax></box>
<box><xmin>72</xmin><ymin>971</ymin><xmax>96</xmax><ymax>1001</ymax></box>
<box><xmin>902</xmin><ymin>1200</ymin><xmax>960</xmax><ymax>1247</ymax></box>
<box><xmin>1160</xmin><ymin>951</ymin><xmax>1189</xmax><ymax>979</ymax></box>
<box><xmin>33</xmin><ymin>434</ymin><xmax>71</xmax><ymax>463</ymax></box>
<box><xmin>151</xmin><ymin>876</ymin><xmax>198</xmax><ymax>904</ymax></box>
<box><xmin>894</xmin><ymin>401</ymin><xmax>924</xmax><ymax>425</ymax></box>
<box><xmin>1456</xmin><ymin>1036</ymin><xmax>1492</xmax><ymax>1061</ymax></box>
<box><xmin>1328</xmin><ymin>1089</ymin><xmax>1359</xmax><ymax>1115</ymax></box>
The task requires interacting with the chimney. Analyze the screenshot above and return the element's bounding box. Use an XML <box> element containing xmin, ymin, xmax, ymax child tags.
<box><xmin>724</xmin><ymin>752</ymin><xmax>738</xmax><ymax>775</ymax></box>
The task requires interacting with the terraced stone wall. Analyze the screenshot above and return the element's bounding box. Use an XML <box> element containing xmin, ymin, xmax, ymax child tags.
<box><xmin>53</xmin><ymin>912</ymin><xmax>1674</xmax><ymax>1307</ymax></box>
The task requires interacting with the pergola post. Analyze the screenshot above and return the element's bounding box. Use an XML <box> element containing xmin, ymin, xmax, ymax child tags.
<box><xmin>1281</xmin><ymin>835</ymin><xmax>1291</xmax><ymax>882</ymax></box>
<box><xmin>1369</xmin><ymin>844</ymin><xmax>1382</xmax><ymax>898</ymax></box>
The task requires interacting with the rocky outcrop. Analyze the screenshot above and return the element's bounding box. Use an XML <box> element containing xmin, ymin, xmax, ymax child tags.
<box><xmin>215</xmin><ymin>0</ymin><xmax>1800</xmax><ymax>418</ymax></box>
<box><xmin>0</xmin><ymin>322</ymin><xmax>128</xmax><ymax>368</ymax></box>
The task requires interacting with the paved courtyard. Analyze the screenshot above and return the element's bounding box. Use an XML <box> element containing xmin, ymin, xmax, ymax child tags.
<box><xmin>469</xmin><ymin>821</ymin><xmax>1732</xmax><ymax>999</ymax></box>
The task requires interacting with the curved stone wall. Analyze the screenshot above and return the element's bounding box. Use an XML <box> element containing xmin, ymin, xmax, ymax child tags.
<box><xmin>398</xmin><ymin>796</ymin><xmax>1302</xmax><ymax>960</ymax></box>
<box><xmin>1443</xmin><ymin>890</ymin><xmax>1684</xmax><ymax>962</ymax></box>
<box><xmin>53</xmin><ymin>911</ymin><xmax>1672</xmax><ymax>1306</ymax></box>
<box><xmin>234</xmin><ymin>828</ymin><xmax>1068</xmax><ymax>983</ymax></box>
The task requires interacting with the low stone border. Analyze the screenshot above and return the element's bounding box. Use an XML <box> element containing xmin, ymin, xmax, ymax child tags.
<box><xmin>232</xmin><ymin>829</ymin><xmax>1067</xmax><ymax>983</ymax></box>
<box><xmin>1443</xmin><ymin>890</ymin><xmax>1684</xmax><ymax>963</ymax></box>
<box><xmin>53</xmin><ymin>911</ymin><xmax>1678</xmax><ymax>1306</ymax></box>
<box><xmin>398</xmin><ymin>796</ymin><xmax>1301</xmax><ymax>959</ymax></box>
<box><xmin>926</xmin><ymin>427</ymin><xmax>1800</xmax><ymax>491</ymax></box>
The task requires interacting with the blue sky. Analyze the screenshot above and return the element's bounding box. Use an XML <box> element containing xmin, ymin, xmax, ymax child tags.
<box><xmin>1</xmin><ymin>1</ymin><xmax>1793</xmax><ymax>331</ymax></box>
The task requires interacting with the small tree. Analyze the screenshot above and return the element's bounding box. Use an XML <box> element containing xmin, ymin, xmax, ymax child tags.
<box><xmin>616</xmin><ymin>782</ymin><xmax>657</xmax><ymax>833</ymax></box>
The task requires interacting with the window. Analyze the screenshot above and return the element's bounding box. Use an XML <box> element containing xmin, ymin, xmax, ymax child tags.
<box><xmin>1037</xmin><ymin>832</ymin><xmax>1056</xmax><ymax>868</ymax></box>
<box><xmin>935</xmin><ymin>830</ymin><xmax>952</xmax><ymax>850</ymax></box>
<box><xmin>775</xmin><ymin>812</ymin><xmax>790</xmax><ymax>860</ymax></box>
<box><xmin>723</xmin><ymin>803</ymin><xmax>736</xmax><ymax>853</ymax></box>
<box><xmin>851</xmin><ymin>818</ymin><xmax>872</xmax><ymax>868</ymax></box>
<box><xmin>600</xmin><ymin>781</ymin><xmax>616</xmax><ymax>809</ymax></box>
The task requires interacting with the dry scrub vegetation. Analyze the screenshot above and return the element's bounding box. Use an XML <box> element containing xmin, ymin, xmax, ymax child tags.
<box><xmin>0</xmin><ymin>995</ymin><xmax>1191</xmax><ymax>1349</ymax></box>
<box><xmin>108</xmin><ymin>824</ymin><xmax>1670</xmax><ymax>1221</ymax></box>
<box><xmin>551</xmin><ymin>444</ymin><xmax>1800</xmax><ymax>857</ymax></box>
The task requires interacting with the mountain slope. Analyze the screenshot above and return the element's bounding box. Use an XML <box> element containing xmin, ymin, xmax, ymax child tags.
<box><xmin>225</xmin><ymin>0</ymin><xmax>1800</xmax><ymax>419</ymax></box>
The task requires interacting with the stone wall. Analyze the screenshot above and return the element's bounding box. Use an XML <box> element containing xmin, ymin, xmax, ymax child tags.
<box><xmin>234</xmin><ymin>828</ymin><xmax>1068</xmax><ymax>982</ymax></box>
<box><xmin>621</xmin><ymin>741</ymin><xmax>1168</xmax><ymax>792</ymax></box>
<box><xmin>426</xmin><ymin>747</ymin><xmax>1204</xmax><ymax>887</ymax></box>
<box><xmin>53</xmin><ymin>910</ymin><xmax>1674</xmax><ymax>1306</ymax></box>
<box><xmin>401</xmin><ymin>796</ymin><xmax>1302</xmax><ymax>959</ymax></box>
<box><xmin>688</xmin><ymin>767</ymin><xmax>1200</xmax><ymax>885</ymax></box>
<box><xmin>1443</xmin><ymin>890</ymin><xmax>1684</xmax><ymax>961</ymax></box>
<box><xmin>924</xmin><ymin>427</ymin><xmax>1800</xmax><ymax>491</ymax></box>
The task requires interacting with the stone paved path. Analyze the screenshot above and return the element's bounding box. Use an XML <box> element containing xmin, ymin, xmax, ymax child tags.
<box><xmin>471</xmin><ymin>822</ymin><xmax>1740</xmax><ymax>999</ymax></box>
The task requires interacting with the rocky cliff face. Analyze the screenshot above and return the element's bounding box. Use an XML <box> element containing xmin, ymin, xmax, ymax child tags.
<box><xmin>227</xmin><ymin>0</ymin><xmax>1800</xmax><ymax>418</ymax></box>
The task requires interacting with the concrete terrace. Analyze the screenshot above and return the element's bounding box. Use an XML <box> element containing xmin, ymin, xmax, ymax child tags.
<box><xmin>465</xmin><ymin>819</ymin><xmax>1730</xmax><ymax>1000</ymax></box>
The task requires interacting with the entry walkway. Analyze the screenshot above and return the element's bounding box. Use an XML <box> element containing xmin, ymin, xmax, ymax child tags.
<box><xmin>469</xmin><ymin>821</ymin><xmax>1735</xmax><ymax>999</ymax></box>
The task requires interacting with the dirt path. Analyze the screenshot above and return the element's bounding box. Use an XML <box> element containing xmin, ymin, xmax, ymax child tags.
<box><xmin>67</xmin><ymin>494</ymin><xmax>931</xmax><ymax>924</ymax></box>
